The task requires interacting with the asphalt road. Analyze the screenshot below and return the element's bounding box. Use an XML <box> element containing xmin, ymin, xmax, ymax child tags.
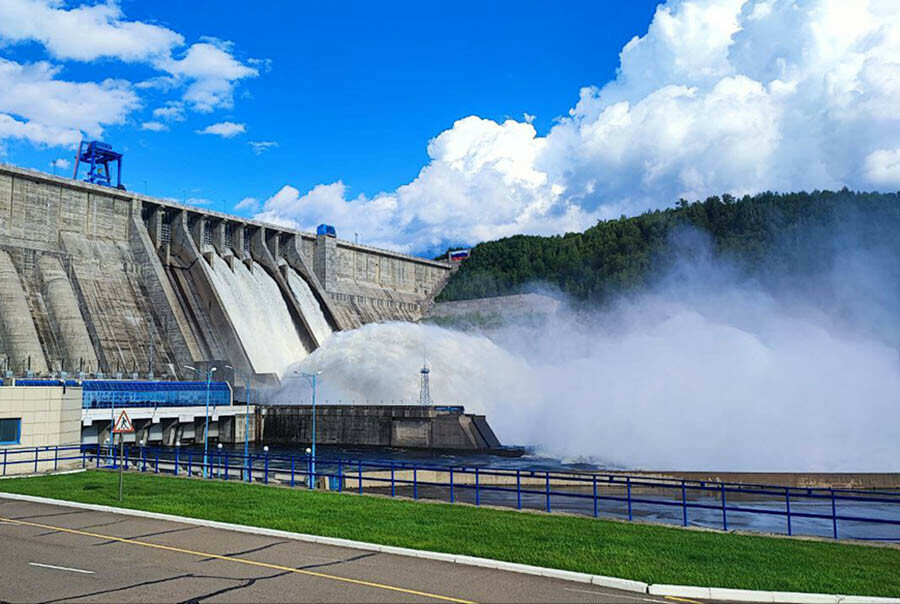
<box><xmin>0</xmin><ymin>498</ymin><xmax>713</xmax><ymax>604</ymax></box>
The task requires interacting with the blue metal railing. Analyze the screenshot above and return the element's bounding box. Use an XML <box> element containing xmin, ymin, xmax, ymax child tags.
<box><xmin>2</xmin><ymin>444</ymin><xmax>899</xmax><ymax>541</ymax></box>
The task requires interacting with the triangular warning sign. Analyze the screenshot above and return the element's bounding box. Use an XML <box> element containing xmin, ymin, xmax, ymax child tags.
<box><xmin>113</xmin><ymin>410</ymin><xmax>134</xmax><ymax>433</ymax></box>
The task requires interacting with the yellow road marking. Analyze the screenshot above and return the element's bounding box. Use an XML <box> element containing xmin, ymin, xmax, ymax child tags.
<box><xmin>0</xmin><ymin>515</ymin><xmax>476</xmax><ymax>604</ymax></box>
<box><xmin>664</xmin><ymin>597</ymin><xmax>704</xmax><ymax>604</ymax></box>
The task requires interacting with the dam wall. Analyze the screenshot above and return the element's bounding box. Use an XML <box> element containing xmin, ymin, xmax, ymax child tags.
<box><xmin>0</xmin><ymin>163</ymin><xmax>452</xmax><ymax>382</ymax></box>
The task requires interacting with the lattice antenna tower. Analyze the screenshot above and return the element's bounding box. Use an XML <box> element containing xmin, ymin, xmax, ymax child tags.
<box><xmin>418</xmin><ymin>356</ymin><xmax>433</xmax><ymax>406</ymax></box>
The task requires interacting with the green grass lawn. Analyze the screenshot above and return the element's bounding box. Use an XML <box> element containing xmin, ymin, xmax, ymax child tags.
<box><xmin>0</xmin><ymin>470</ymin><xmax>898</xmax><ymax>597</ymax></box>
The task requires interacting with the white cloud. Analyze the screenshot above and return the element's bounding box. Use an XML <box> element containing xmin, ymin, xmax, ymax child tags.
<box><xmin>249</xmin><ymin>140</ymin><xmax>278</xmax><ymax>155</ymax></box>
<box><xmin>187</xmin><ymin>197</ymin><xmax>213</xmax><ymax>206</ymax></box>
<box><xmin>141</xmin><ymin>121</ymin><xmax>168</xmax><ymax>132</ymax></box>
<box><xmin>158</xmin><ymin>40</ymin><xmax>258</xmax><ymax>112</ymax></box>
<box><xmin>196</xmin><ymin>121</ymin><xmax>246</xmax><ymax>138</ymax></box>
<box><xmin>255</xmin><ymin>0</ymin><xmax>900</xmax><ymax>253</ymax></box>
<box><xmin>0</xmin><ymin>112</ymin><xmax>81</xmax><ymax>148</ymax></box>
<box><xmin>152</xmin><ymin>101</ymin><xmax>185</xmax><ymax>122</ymax></box>
<box><xmin>0</xmin><ymin>0</ymin><xmax>183</xmax><ymax>62</ymax></box>
<box><xmin>234</xmin><ymin>196</ymin><xmax>259</xmax><ymax>212</ymax></box>
<box><xmin>0</xmin><ymin>58</ymin><xmax>139</xmax><ymax>147</ymax></box>
<box><xmin>863</xmin><ymin>148</ymin><xmax>900</xmax><ymax>187</ymax></box>
<box><xmin>49</xmin><ymin>157</ymin><xmax>69</xmax><ymax>169</ymax></box>
<box><xmin>0</xmin><ymin>2</ymin><xmax>261</xmax><ymax>149</ymax></box>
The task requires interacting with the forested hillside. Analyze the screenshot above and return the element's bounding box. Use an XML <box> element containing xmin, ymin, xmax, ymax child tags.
<box><xmin>436</xmin><ymin>190</ymin><xmax>900</xmax><ymax>302</ymax></box>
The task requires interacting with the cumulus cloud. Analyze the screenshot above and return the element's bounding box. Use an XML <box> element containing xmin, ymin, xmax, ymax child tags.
<box><xmin>234</xmin><ymin>196</ymin><xmax>259</xmax><ymax>212</ymax></box>
<box><xmin>0</xmin><ymin>0</ymin><xmax>183</xmax><ymax>62</ymax></box>
<box><xmin>864</xmin><ymin>148</ymin><xmax>900</xmax><ymax>187</ymax></box>
<box><xmin>195</xmin><ymin>121</ymin><xmax>246</xmax><ymax>138</ymax></box>
<box><xmin>0</xmin><ymin>58</ymin><xmax>139</xmax><ymax>148</ymax></box>
<box><xmin>0</xmin><ymin>1</ymin><xmax>260</xmax><ymax>148</ymax></box>
<box><xmin>255</xmin><ymin>0</ymin><xmax>900</xmax><ymax>254</ymax></box>
<box><xmin>158</xmin><ymin>39</ymin><xmax>258</xmax><ymax>112</ymax></box>
<box><xmin>49</xmin><ymin>157</ymin><xmax>69</xmax><ymax>170</ymax></box>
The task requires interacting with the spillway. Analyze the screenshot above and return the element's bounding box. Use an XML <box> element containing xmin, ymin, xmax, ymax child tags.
<box><xmin>206</xmin><ymin>254</ymin><xmax>308</xmax><ymax>376</ymax></box>
<box><xmin>286</xmin><ymin>267</ymin><xmax>333</xmax><ymax>345</ymax></box>
<box><xmin>37</xmin><ymin>255</ymin><xmax>98</xmax><ymax>372</ymax></box>
<box><xmin>0</xmin><ymin>250</ymin><xmax>48</xmax><ymax>374</ymax></box>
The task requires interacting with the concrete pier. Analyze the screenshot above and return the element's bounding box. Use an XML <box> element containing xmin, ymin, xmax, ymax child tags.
<box><xmin>260</xmin><ymin>405</ymin><xmax>505</xmax><ymax>451</ymax></box>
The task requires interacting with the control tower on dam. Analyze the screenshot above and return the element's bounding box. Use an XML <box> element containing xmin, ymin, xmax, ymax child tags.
<box><xmin>0</xmin><ymin>163</ymin><xmax>452</xmax><ymax>383</ymax></box>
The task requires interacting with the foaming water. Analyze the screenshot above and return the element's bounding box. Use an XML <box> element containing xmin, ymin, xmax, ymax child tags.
<box><xmin>278</xmin><ymin>288</ymin><xmax>900</xmax><ymax>472</ymax></box>
<box><xmin>206</xmin><ymin>255</ymin><xmax>308</xmax><ymax>375</ymax></box>
<box><xmin>286</xmin><ymin>268</ymin><xmax>333</xmax><ymax>345</ymax></box>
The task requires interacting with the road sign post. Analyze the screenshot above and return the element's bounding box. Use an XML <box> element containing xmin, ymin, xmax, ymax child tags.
<box><xmin>112</xmin><ymin>410</ymin><xmax>134</xmax><ymax>501</ymax></box>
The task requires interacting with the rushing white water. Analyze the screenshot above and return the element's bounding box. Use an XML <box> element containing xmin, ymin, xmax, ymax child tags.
<box><xmin>206</xmin><ymin>254</ymin><xmax>308</xmax><ymax>375</ymax></box>
<box><xmin>286</xmin><ymin>268</ymin><xmax>333</xmax><ymax>345</ymax></box>
<box><xmin>279</xmin><ymin>258</ymin><xmax>900</xmax><ymax>472</ymax></box>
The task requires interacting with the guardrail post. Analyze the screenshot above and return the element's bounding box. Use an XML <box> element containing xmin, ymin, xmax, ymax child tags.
<box><xmin>390</xmin><ymin>462</ymin><xmax>395</xmax><ymax>497</ymax></box>
<box><xmin>141</xmin><ymin>446</ymin><xmax>146</xmax><ymax>472</ymax></box>
<box><xmin>264</xmin><ymin>453</ymin><xmax>269</xmax><ymax>484</ymax></box>
<box><xmin>358</xmin><ymin>460</ymin><xmax>363</xmax><ymax>495</ymax></box>
<box><xmin>450</xmin><ymin>468</ymin><xmax>455</xmax><ymax>503</ymax></box>
<box><xmin>337</xmin><ymin>460</ymin><xmax>343</xmax><ymax>493</ymax></box>
<box><xmin>516</xmin><ymin>470</ymin><xmax>522</xmax><ymax>510</ymax></box>
<box><xmin>187</xmin><ymin>451</ymin><xmax>192</xmax><ymax>476</ymax></box>
<box><xmin>593</xmin><ymin>475</ymin><xmax>599</xmax><ymax>518</ymax></box>
<box><xmin>545</xmin><ymin>472</ymin><xmax>551</xmax><ymax>513</ymax></box>
<box><xmin>721</xmin><ymin>483</ymin><xmax>728</xmax><ymax>531</ymax></box>
<box><xmin>681</xmin><ymin>481</ymin><xmax>687</xmax><ymax>527</ymax></box>
<box><xmin>475</xmin><ymin>467</ymin><xmax>480</xmax><ymax>506</ymax></box>
<box><xmin>831</xmin><ymin>489</ymin><xmax>838</xmax><ymax>539</ymax></box>
<box><xmin>290</xmin><ymin>455</ymin><xmax>295</xmax><ymax>487</ymax></box>
<box><xmin>174</xmin><ymin>447</ymin><xmax>179</xmax><ymax>476</ymax></box>
<box><xmin>96</xmin><ymin>443</ymin><xmax>100</xmax><ymax>468</ymax></box>
<box><xmin>53</xmin><ymin>446</ymin><xmax>58</xmax><ymax>471</ymax></box>
<box><xmin>626</xmin><ymin>477</ymin><xmax>633</xmax><ymax>521</ymax></box>
<box><xmin>785</xmin><ymin>488</ymin><xmax>792</xmax><ymax>536</ymax></box>
<box><xmin>246</xmin><ymin>453</ymin><xmax>252</xmax><ymax>483</ymax></box>
<box><xmin>81</xmin><ymin>446</ymin><xmax>86</xmax><ymax>469</ymax></box>
<box><xmin>155</xmin><ymin>449</ymin><xmax>159</xmax><ymax>474</ymax></box>
<box><xmin>413</xmin><ymin>466</ymin><xmax>418</xmax><ymax>500</ymax></box>
<box><xmin>34</xmin><ymin>447</ymin><xmax>38</xmax><ymax>472</ymax></box>
<box><xmin>224</xmin><ymin>451</ymin><xmax>229</xmax><ymax>480</ymax></box>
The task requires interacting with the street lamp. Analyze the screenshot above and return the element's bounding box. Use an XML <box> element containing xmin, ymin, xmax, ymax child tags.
<box><xmin>293</xmin><ymin>370</ymin><xmax>322</xmax><ymax>488</ymax></box>
<box><xmin>226</xmin><ymin>365</ymin><xmax>253</xmax><ymax>481</ymax></box>
<box><xmin>185</xmin><ymin>365</ymin><xmax>216</xmax><ymax>478</ymax></box>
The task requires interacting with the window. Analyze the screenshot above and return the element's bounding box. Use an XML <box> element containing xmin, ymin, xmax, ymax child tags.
<box><xmin>0</xmin><ymin>418</ymin><xmax>20</xmax><ymax>445</ymax></box>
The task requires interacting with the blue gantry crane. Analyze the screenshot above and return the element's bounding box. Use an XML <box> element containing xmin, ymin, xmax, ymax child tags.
<box><xmin>72</xmin><ymin>140</ymin><xmax>125</xmax><ymax>189</ymax></box>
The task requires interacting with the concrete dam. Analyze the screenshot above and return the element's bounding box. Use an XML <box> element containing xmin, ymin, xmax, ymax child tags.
<box><xmin>0</xmin><ymin>163</ymin><xmax>453</xmax><ymax>383</ymax></box>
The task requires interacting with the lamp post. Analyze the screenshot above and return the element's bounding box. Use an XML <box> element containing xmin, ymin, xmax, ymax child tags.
<box><xmin>225</xmin><ymin>365</ymin><xmax>253</xmax><ymax>481</ymax></box>
<box><xmin>185</xmin><ymin>365</ymin><xmax>216</xmax><ymax>478</ymax></box>
<box><xmin>293</xmin><ymin>370</ymin><xmax>321</xmax><ymax>488</ymax></box>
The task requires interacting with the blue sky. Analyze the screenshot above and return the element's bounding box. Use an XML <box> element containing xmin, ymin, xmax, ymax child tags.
<box><xmin>1</xmin><ymin>1</ymin><xmax>899</xmax><ymax>255</ymax></box>
<box><xmin>1</xmin><ymin>1</ymin><xmax>660</xmax><ymax>209</ymax></box>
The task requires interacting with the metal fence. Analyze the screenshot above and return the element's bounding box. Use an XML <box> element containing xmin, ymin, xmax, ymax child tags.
<box><xmin>2</xmin><ymin>444</ymin><xmax>899</xmax><ymax>542</ymax></box>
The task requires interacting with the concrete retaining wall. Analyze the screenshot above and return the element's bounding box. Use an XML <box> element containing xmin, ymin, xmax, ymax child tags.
<box><xmin>261</xmin><ymin>405</ymin><xmax>502</xmax><ymax>450</ymax></box>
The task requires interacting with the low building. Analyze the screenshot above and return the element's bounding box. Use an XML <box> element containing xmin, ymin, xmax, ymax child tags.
<box><xmin>0</xmin><ymin>385</ymin><xmax>81</xmax><ymax>474</ymax></box>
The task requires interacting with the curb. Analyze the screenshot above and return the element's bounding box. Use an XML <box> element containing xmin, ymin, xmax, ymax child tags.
<box><xmin>0</xmin><ymin>492</ymin><xmax>897</xmax><ymax>603</ymax></box>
